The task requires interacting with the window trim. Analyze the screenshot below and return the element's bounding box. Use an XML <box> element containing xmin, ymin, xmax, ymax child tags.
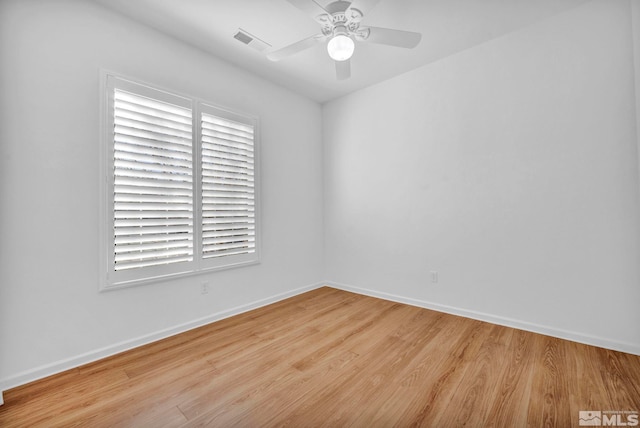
<box><xmin>99</xmin><ymin>71</ymin><xmax>261</xmax><ymax>291</ymax></box>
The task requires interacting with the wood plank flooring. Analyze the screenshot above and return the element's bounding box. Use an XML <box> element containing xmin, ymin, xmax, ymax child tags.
<box><xmin>1</xmin><ymin>287</ymin><xmax>639</xmax><ymax>427</ymax></box>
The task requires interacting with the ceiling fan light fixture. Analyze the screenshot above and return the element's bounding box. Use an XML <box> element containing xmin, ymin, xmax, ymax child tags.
<box><xmin>327</xmin><ymin>34</ymin><xmax>354</xmax><ymax>61</ymax></box>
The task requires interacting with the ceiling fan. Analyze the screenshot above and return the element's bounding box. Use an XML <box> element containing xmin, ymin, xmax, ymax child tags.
<box><xmin>267</xmin><ymin>0</ymin><xmax>422</xmax><ymax>80</ymax></box>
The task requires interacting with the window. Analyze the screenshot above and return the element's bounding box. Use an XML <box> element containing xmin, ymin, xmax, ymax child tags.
<box><xmin>100</xmin><ymin>74</ymin><xmax>259</xmax><ymax>290</ymax></box>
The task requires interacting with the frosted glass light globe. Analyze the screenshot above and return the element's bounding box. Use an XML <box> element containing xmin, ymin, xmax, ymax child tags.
<box><xmin>327</xmin><ymin>35</ymin><xmax>354</xmax><ymax>61</ymax></box>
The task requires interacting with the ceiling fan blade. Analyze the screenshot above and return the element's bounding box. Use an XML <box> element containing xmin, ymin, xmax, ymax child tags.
<box><xmin>335</xmin><ymin>59</ymin><xmax>351</xmax><ymax>80</ymax></box>
<box><xmin>362</xmin><ymin>26</ymin><xmax>422</xmax><ymax>48</ymax></box>
<box><xmin>285</xmin><ymin>0</ymin><xmax>330</xmax><ymax>22</ymax></box>
<box><xmin>267</xmin><ymin>34</ymin><xmax>324</xmax><ymax>61</ymax></box>
<box><xmin>346</xmin><ymin>0</ymin><xmax>382</xmax><ymax>14</ymax></box>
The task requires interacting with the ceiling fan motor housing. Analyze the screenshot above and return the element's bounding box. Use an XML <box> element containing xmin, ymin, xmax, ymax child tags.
<box><xmin>318</xmin><ymin>1</ymin><xmax>364</xmax><ymax>38</ymax></box>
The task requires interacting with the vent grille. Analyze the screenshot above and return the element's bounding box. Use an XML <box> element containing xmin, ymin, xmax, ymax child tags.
<box><xmin>233</xmin><ymin>28</ymin><xmax>271</xmax><ymax>52</ymax></box>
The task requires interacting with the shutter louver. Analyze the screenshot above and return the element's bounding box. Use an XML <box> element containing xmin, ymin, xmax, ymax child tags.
<box><xmin>113</xmin><ymin>89</ymin><xmax>194</xmax><ymax>271</ymax></box>
<box><xmin>201</xmin><ymin>113</ymin><xmax>256</xmax><ymax>259</ymax></box>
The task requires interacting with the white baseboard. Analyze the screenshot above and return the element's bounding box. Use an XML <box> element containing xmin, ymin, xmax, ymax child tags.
<box><xmin>326</xmin><ymin>281</ymin><xmax>640</xmax><ymax>356</ymax></box>
<box><xmin>0</xmin><ymin>282</ymin><xmax>325</xmax><ymax>398</ymax></box>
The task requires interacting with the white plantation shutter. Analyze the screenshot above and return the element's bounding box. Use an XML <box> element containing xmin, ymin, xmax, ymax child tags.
<box><xmin>113</xmin><ymin>88</ymin><xmax>194</xmax><ymax>271</ymax></box>
<box><xmin>101</xmin><ymin>74</ymin><xmax>260</xmax><ymax>290</ymax></box>
<box><xmin>200</xmin><ymin>107</ymin><xmax>256</xmax><ymax>264</ymax></box>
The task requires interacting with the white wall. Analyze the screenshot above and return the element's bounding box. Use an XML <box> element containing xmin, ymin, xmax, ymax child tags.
<box><xmin>0</xmin><ymin>0</ymin><xmax>324</xmax><ymax>389</ymax></box>
<box><xmin>634</xmin><ymin>0</ymin><xmax>640</xmax><ymax>211</ymax></box>
<box><xmin>324</xmin><ymin>0</ymin><xmax>640</xmax><ymax>353</ymax></box>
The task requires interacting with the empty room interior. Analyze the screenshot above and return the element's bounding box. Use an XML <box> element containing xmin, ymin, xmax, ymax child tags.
<box><xmin>1</xmin><ymin>0</ymin><xmax>640</xmax><ymax>426</ymax></box>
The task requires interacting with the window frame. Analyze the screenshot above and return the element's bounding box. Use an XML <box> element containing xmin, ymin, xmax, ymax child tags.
<box><xmin>99</xmin><ymin>71</ymin><xmax>261</xmax><ymax>291</ymax></box>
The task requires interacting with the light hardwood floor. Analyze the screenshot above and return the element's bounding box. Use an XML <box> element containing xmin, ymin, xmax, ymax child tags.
<box><xmin>1</xmin><ymin>287</ymin><xmax>639</xmax><ymax>427</ymax></box>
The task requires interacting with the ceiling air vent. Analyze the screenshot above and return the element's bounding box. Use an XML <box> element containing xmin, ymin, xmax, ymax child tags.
<box><xmin>233</xmin><ymin>28</ymin><xmax>271</xmax><ymax>52</ymax></box>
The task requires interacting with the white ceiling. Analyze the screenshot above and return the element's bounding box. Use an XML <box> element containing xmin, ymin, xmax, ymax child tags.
<box><xmin>93</xmin><ymin>0</ymin><xmax>589</xmax><ymax>103</ymax></box>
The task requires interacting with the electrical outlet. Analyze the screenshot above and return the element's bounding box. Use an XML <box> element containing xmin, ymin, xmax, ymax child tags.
<box><xmin>201</xmin><ymin>282</ymin><xmax>209</xmax><ymax>294</ymax></box>
<box><xmin>430</xmin><ymin>271</ymin><xmax>438</xmax><ymax>284</ymax></box>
